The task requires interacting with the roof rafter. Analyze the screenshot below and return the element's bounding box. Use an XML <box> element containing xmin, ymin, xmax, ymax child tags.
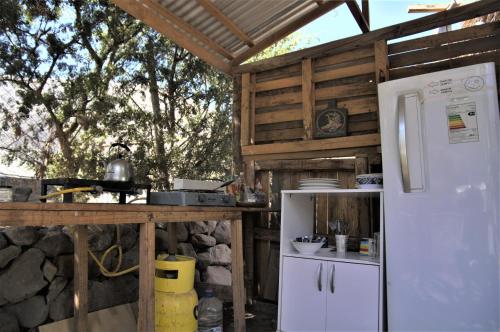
<box><xmin>197</xmin><ymin>0</ymin><xmax>255</xmax><ymax>47</ymax></box>
<box><xmin>111</xmin><ymin>0</ymin><xmax>231</xmax><ymax>74</ymax></box>
<box><xmin>231</xmin><ymin>0</ymin><xmax>345</xmax><ymax>66</ymax></box>
<box><xmin>346</xmin><ymin>0</ymin><xmax>370</xmax><ymax>33</ymax></box>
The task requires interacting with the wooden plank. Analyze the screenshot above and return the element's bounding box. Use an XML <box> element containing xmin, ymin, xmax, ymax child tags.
<box><xmin>255</xmin><ymin>108</ymin><xmax>303</xmax><ymax>125</ymax></box>
<box><xmin>346</xmin><ymin>0</ymin><xmax>370</xmax><ymax>33</ymax></box>
<box><xmin>256</xmin><ymin>120</ymin><xmax>302</xmax><ymax>132</ymax></box>
<box><xmin>254</xmin><ymin>227</ymin><xmax>280</xmax><ymax>242</ymax></box>
<box><xmin>244</xmin><ymin>160</ymin><xmax>256</xmax><ymax>190</ymax></box>
<box><xmin>255</xmin><ymin>158</ymin><xmax>355</xmax><ymax>171</ymax></box>
<box><xmin>255</xmin><ymin>128</ymin><xmax>304</xmax><ymax>143</ymax></box>
<box><xmin>255</xmin><ymin>64</ymin><xmax>302</xmax><ymax>82</ymax></box>
<box><xmin>374</xmin><ymin>40</ymin><xmax>389</xmax><ymax>83</ymax></box>
<box><xmin>302</xmin><ymin>58</ymin><xmax>314</xmax><ymax>140</ymax></box>
<box><xmin>349</xmin><ymin>120</ymin><xmax>379</xmax><ymax>133</ymax></box>
<box><xmin>197</xmin><ymin>0</ymin><xmax>254</xmax><ymax>47</ymax></box>
<box><xmin>315</xmin><ymin>82</ymin><xmax>376</xmax><ymax>101</ymax></box>
<box><xmin>111</xmin><ymin>0</ymin><xmax>231</xmax><ymax>74</ymax></box>
<box><xmin>314</xmin><ymin>47</ymin><xmax>374</xmax><ymax>68</ymax></box>
<box><xmin>388</xmin><ymin>21</ymin><xmax>500</xmax><ymax>55</ymax></box>
<box><xmin>232</xmin><ymin>1</ymin><xmax>344</xmax><ymax>65</ymax></box>
<box><xmin>390</xmin><ymin>34</ymin><xmax>500</xmax><ymax>68</ymax></box>
<box><xmin>241</xmin><ymin>73</ymin><xmax>251</xmax><ymax>146</ymax></box>
<box><xmin>314</xmin><ymin>62</ymin><xmax>375</xmax><ymax>83</ymax></box>
<box><xmin>250</xmin><ymin>74</ymin><xmax>256</xmax><ymax>145</ymax></box>
<box><xmin>408</xmin><ymin>4</ymin><xmax>448</xmax><ymax>13</ymax></box>
<box><xmin>232</xmin><ymin>75</ymin><xmax>243</xmax><ymax>175</ymax></box>
<box><xmin>255</xmin><ymin>91</ymin><xmax>302</xmax><ymax>108</ymax></box>
<box><xmin>136</xmin><ymin>0</ymin><xmax>234</xmax><ymax>60</ymax></box>
<box><xmin>74</xmin><ymin>225</ymin><xmax>88</xmax><ymax>332</ymax></box>
<box><xmin>231</xmin><ymin>219</ymin><xmax>246</xmax><ymax>332</ymax></box>
<box><xmin>242</xmin><ymin>133</ymin><xmax>380</xmax><ymax>156</ymax></box>
<box><xmin>389</xmin><ymin>50</ymin><xmax>500</xmax><ymax>79</ymax></box>
<box><xmin>244</xmin><ymin>146</ymin><xmax>380</xmax><ymax>162</ymax></box>
<box><xmin>138</xmin><ymin>222</ymin><xmax>155</xmax><ymax>332</ymax></box>
<box><xmin>235</xmin><ymin>0</ymin><xmax>500</xmax><ymax>73</ymax></box>
<box><xmin>362</xmin><ymin>0</ymin><xmax>370</xmax><ymax>26</ymax></box>
<box><xmin>316</xmin><ymin>96</ymin><xmax>378</xmax><ymax>115</ymax></box>
<box><xmin>255</xmin><ymin>76</ymin><xmax>302</xmax><ymax>92</ymax></box>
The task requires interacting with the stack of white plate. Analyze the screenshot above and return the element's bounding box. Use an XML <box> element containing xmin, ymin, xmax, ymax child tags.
<box><xmin>298</xmin><ymin>178</ymin><xmax>340</xmax><ymax>190</ymax></box>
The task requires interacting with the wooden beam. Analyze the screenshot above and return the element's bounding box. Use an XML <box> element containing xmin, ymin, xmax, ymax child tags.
<box><xmin>74</xmin><ymin>225</ymin><xmax>88</xmax><ymax>332</ymax></box>
<box><xmin>111</xmin><ymin>0</ymin><xmax>231</xmax><ymax>74</ymax></box>
<box><xmin>197</xmin><ymin>0</ymin><xmax>254</xmax><ymax>47</ymax></box>
<box><xmin>138</xmin><ymin>222</ymin><xmax>155</xmax><ymax>332</ymax></box>
<box><xmin>241</xmin><ymin>133</ymin><xmax>380</xmax><ymax>156</ymax></box>
<box><xmin>362</xmin><ymin>0</ymin><xmax>370</xmax><ymax>26</ymax></box>
<box><xmin>232</xmin><ymin>1</ymin><xmax>344</xmax><ymax>65</ymax></box>
<box><xmin>346</xmin><ymin>1</ymin><xmax>370</xmax><ymax>33</ymax></box>
<box><xmin>255</xmin><ymin>158</ymin><xmax>356</xmax><ymax>171</ymax></box>
<box><xmin>231</xmin><ymin>219</ymin><xmax>246</xmax><ymax>332</ymax></box>
<box><xmin>241</xmin><ymin>73</ymin><xmax>251</xmax><ymax>146</ymax></box>
<box><xmin>235</xmin><ymin>0</ymin><xmax>500</xmax><ymax>73</ymax></box>
<box><xmin>408</xmin><ymin>4</ymin><xmax>448</xmax><ymax>13</ymax></box>
<box><xmin>302</xmin><ymin>58</ymin><xmax>314</xmax><ymax>140</ymax></box>
<box><xmin>232</xmin><ymin>75</ymin><xmax>243</xmax><ymax>174</ymax></box>
<box><xmin>374</xmin><ymin>40</ymin><xmax>389</xmax><ymax>83</ymax></box>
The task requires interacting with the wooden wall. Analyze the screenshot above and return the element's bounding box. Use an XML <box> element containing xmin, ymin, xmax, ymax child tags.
<box><xmin>234</xmin><ymin>3</ymin><xmax>500</xmax><ymax>301</ymax></box>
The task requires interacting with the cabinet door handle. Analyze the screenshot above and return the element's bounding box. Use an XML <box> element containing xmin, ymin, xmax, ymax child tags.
<box><xmin>316</xmin><ymin>263</ymin><xmax>323</xmax><ymax>292</ymax></box>
<box><xmin>330</xmin><ymin>264</ymin><xmax>335</xmax><ymax>294</ymax></box>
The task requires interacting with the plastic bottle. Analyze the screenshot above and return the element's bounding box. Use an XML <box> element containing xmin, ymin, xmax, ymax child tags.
<box><xmin>198</xmin><ymin>289</ymin><xmax>223</xmax><ymax>332</ymax></box>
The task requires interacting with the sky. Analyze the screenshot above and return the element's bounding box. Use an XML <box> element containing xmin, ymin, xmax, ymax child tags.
<box><xmin>296</xmin><ymin>0</ymin><xmax>458</xmax><ymax>48</ymax></box>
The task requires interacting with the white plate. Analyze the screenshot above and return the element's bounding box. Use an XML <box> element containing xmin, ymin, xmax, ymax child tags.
<box><xmin>299</xmin><ymin>183</ymin><xmax>339</xmax><ymax>187</ymax></box>
<box><xmin>299</xmin><ymin>180</ymin><xmax>339</xmax><ymax>185</ymax></box>
<box><xmin>299</xmin><ymin>186</ymin><xmax>341</xmax><ymax>190</ymax></box>
<box><xmin>300</xmin><ymin>178</ymin><xmax>339</xmax><ymax>182</ymax></box>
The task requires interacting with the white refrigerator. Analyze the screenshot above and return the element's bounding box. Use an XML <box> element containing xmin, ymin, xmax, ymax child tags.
<box><xmin>378</xmin><ymin>62</ymin><xmax>500</xmax><ymax>331</ymax></box>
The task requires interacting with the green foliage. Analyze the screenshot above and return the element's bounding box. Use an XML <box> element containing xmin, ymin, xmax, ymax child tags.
<box><xmin>0</xmin><ymin>0</ymin><xmax>307</xmax><ymax>190</ymax></box>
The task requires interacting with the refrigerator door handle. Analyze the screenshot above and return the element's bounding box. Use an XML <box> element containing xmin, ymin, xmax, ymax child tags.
<box><xmin>398</xmin><ymin>95</ymin><xmax>411</xmax><ymax>193</ymax></box>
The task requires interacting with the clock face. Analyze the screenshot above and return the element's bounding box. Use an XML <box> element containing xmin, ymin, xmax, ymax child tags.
<box><xmin>464</xmin><ymin>76</ymin><xmax>484</xmax><ymax>92</ymax></box>
<box><xmin>315</xmin><ymin>108</ymin><xmax>347</xmax><ymax>138</ymax></box>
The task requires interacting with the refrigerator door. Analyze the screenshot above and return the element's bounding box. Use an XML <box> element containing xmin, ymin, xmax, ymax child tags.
<box><xmin>379</xmin><ymin>63</ymin><xmax>500</xmax><ymax>331</ymax></box>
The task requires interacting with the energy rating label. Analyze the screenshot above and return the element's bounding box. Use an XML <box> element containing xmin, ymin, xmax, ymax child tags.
<box><xmin>446</xmin><ymin>101</ymin><xmax>479</xmax><ymax>144</ymax></box>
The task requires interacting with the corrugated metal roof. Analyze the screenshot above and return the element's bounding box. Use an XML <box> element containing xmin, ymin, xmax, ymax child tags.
<box><xmin>112</xmin><ymin>0</ymin><xmax>345</xmax><ymax>73</ymax></box>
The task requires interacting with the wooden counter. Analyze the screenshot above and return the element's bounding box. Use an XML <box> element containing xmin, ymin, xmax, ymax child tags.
<box><xmin>0</xmin><ymin>203</ymin><xmax>270</xmax><ymax>332</ymax></box>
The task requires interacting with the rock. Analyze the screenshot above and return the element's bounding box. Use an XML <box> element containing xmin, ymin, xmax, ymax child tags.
<box><xmin>42</xmin><ymin>259</ymin><xmax>57</xmax><ymax>282</ymax></box>
<box><xmin>34</xmin><ymin>232</ymin><xmax>73</xmax><ymax>257</ymax></box>
<box><xmin>88</xmin><ymin>225</ymin><xmax>114</xmax><ymax>251</ymax></box>
<box><xmin>0</xmin><ymin>294</ymin><xmax>8</xmax><ymax>306</ymax></box>
<box><xmin>206</xmin><ymin>266</ymin><xmax>231</xmax><ymax>286</ymax></box>
<box><xmin>155</xmin><ymin>229</ymin><xmax>169</xmax><ymax>251</ymax></box>
<box><xmin>191</xmin><ymin>234</ymin><xmax>216</xmax><ymax>248</ymax></box>
<box><xmin>46</xmin><ymin>277</ymin><xmax>68</xmax><ymax>304</ymax></box>
<box><xmin>209</xmin><ymin>244</ymin><xmax>231</xmax><ymax>266</ymax></box>
<box><xmin>0</xmin><ymin>248</ymin><xmax>47</xmax><ymax>303</ymax></box>
<box><xmin>213</xmin><ymin>220</ymin><xmax>231</xmax><ymax>244</ymax></box>
<box><xmin>196</xmin><ymin>252</ymin><xmax>212</xmax><ymax>270</ymax></box>
<box><xmin>13</xmin><ymin>187</ymin><xmax>32</xmax><ymax>202</ymax></box>
<box><xmin>6</xmin><ymin>296</ymin><xmax>48</xmax><ymax>328</ymax></box>
<box><xmin>205</xmin><ymin>220</ymin><xmax>217</xmax><ymax>235</ymax></box>
<box><xmin>177</xmin><ymin>243</ymin><xmax>197</xmax><ymax>258</ymax></box>
<box><xmin>0</xmin><ymin>245</ymin><xmax>21</xmax><ymax>268</ymax></box>
<box><xmin>195</xmin><ymin>269</ymin><xmax>201</xmax><ymax>283</ymax></box>
<box><xmin>122</xmin><ymin>244</ymin><xmax>139</xmax><ymax>269</ymax></box>
<box><xmin>0</xmin><ymin>310</ymin><xmax>20</xmax><ymax>332</ymax></box>
<box><xmin>89</xmin><ymin>275</ymin><xmax>138</xmax><ymax>312</ymax></box>
<box><xmin>55</xmin><ymin>255</ymin><xmax>73</xmax><ymax>278</ymax></box>
<box><xmin>189</xmin><ymin>221</ymin><xmax>208</xmax><ymax>235</ymax></box>
<box><xmin>176</xmin><ymin>223</ymin><xmax>189</xmax><ymax>242</ymax></box>
<box><xmin>118</xmin><ymin>224</ymin><xmax>137</xmax><ymax>251</ymax></box>
<box><xmin>0</xmin><ymin>232</ymin><xmax>8</xmax><ymax>249</ymax></box>
<box><xmin>49</xmin><ymin>283</ymin><xmax>73</xmax><ymax>321</ymax></box>
<box><xmin>3</xmin><ymin>227</ymin><xmax>38</xmax><ymax>246</ymax></box>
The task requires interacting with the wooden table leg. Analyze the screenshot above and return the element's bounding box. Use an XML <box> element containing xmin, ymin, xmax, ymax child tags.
<box><xmin>138</xmin><ymin>222</ymin><xmax>155</xmax><ymax>332</ymax></box>
<box><xmin>231</xmin><ymin>218</ymin><xmax>246</xmax><ymax>332</ymax></box>
<box><xmin>74</xmin><ymin>225</ymin><xmax>88</xmax><ymax>332</ymax></box>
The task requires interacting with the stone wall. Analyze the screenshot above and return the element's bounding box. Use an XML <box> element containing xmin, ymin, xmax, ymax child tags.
<box><xmin>0</xmin><ymin>220</ymin><xmax>232</xmax><ymax>332</ymax></box>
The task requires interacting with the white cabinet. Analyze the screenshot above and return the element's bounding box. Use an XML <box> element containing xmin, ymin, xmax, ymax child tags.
<box><xmin>280</xmin><ymin>257</ymin><xmax>379</xmax><ymax>332</ymax></box>
<box><xmin>278</xmin><ymin>189</ymin><xmax>384</xmax><ymax>332</ymax></box>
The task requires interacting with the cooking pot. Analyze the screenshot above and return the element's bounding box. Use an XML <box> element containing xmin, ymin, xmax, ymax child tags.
<box><xmin>103</xmin><ymin>143</ymin><xmax>134</xmax><ymax>182</ymax></box>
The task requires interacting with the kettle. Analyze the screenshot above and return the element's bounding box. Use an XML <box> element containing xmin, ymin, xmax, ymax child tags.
<box><xmin>103</xmin><ymin>143</ymin><xmax>134</xmax><ymax>182</ymax></box>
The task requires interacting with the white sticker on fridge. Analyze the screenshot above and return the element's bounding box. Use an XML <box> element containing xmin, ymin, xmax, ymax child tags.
<box><xmin>446</xmin><ymin>102</ymin><xmax>479</xmax><ymax>144</ymax></box>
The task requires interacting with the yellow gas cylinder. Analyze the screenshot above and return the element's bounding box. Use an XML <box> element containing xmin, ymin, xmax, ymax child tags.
<box><xmin>155</xmin><ymin>254</ymin><xmax>198</xmax><ymax>332</ymax></box>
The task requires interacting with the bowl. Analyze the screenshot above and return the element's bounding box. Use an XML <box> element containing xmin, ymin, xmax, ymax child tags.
<box><xmin>291</xmin><ymin>237</ymin><xmax>325</xmax><ymax>254</ymax></box>
<box><xmin>355</xmin><ymin>173</ymin><xmax>383</xmax><ymax>189</ymax></box>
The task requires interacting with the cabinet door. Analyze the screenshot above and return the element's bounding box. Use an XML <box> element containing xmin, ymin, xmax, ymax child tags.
<box><xmin>326</xmin><ymin>263</ymin><xmax>379</xmax><ymax>331</ymax></box>
<box><xmin>280</xmin><ymin>257</ymin><xmax>327</xmax><ymax>331</ymax></box>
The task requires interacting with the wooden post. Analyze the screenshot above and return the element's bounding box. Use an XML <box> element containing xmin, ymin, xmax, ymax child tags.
<box><xmin>231</xmin><ymin>218</ymin><xmax>246</xmax><ymax>332</ymax></box>
<box><xmin>244</xmin><ymin>160</ymin><xmax>256</xmax><ymax>190</ymax></box>
<box><xmin>241</xmin><ymin>73</ymin><xmax>251</xmax><ymax>146</ymax></box>
<box><xmin>374</xmin><ymin>40</ymin><xmax>389</xmax><ymax>83</ymax></box>
<box><xmin>233</xmin><ymin>75</ymin><xmax>243</xmax><ymax>175</ymax></box>
<box><xmin>302</xmin><ymin>58</ymin><xmax>314</xmax><ymax>140</ymax></box>
<box><xmin>250</xmin><ymin>74</ymin><xmax>256</xmax><ymax>145</ymax></box>
<box><xmin>138</xmin><ymin>221</ymin><xmax>155</xmax><ymax>332</ymax></box>
<box><xmin>74</xmin><ymin>225</ymin><xmax>88</xmax><ymax>332</ymax></box>
<box><xmin>242</xmin><ymin>212</ymin><xmax>255</xmax><ymax>304</ymax></box>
